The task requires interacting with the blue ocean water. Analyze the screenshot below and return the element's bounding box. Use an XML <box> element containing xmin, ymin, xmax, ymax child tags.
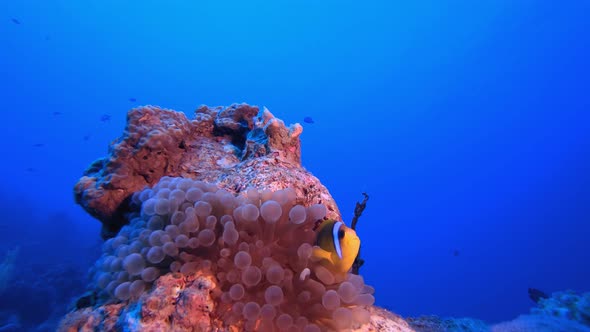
<box><xmin>1</xmin><ymin>0</ymin><xmax>589</xmax><ymax>330</ymax></box>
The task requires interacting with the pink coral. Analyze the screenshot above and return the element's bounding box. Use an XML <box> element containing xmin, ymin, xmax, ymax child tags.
<box><xmin>74</xmin><ymin>104</ymin><xmax>338</xmax><ymax>239</ymax></box>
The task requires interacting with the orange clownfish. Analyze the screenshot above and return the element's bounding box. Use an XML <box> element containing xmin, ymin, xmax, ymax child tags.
<box><xmin>312</xmin><ymin>220</ymin><xmax>360</xmax><ymax>274</ymax></box>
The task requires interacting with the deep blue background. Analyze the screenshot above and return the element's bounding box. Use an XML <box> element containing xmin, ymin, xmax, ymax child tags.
<box><xmin>1</xmin><ymin>0</ymin><xmax>589</xmax><ymax>326</ymax></box>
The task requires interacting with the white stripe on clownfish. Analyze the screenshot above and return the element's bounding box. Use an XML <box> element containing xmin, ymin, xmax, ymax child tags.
<box><xmin>332</xmin><ymin>221</ymin><xmax>344</xmax><ymax>259</ymax></box>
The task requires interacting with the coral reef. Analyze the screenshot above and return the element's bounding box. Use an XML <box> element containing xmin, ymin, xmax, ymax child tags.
<box><xmin>57</xmin><ymin>103</ymin><xmax>590</xmax><ymax>331</ymax></box>
<box><xmin>531</xmin><ymin>290</ymin><xmax>590</xmax><ymax>325</ymax></box>
<box><xmin>0</xmin><ymin>196</ymin><xmax>99</xmax><ymax>332</ymax></box>
<box><xmin>490</xmin><ymin>315</ymin><xmax>590</xmax><ymax>332</ymax></box>
<box><xmin>408</xmin><ymin>315</ymin><xmax>489</xmax><ymax>332</ymax></box>
<box><xmin>489</xmin><ymin>291</ymin><xmax>590</xmax><ymax>332</ymax></box>
<box><xmin>0</xmin><ymin>247</ymin><xmax>18</xmax><ymax>294</ymax></box>
<box><xmin>75</xmin><ymin>104</ymin><xmax>339</xmax><ymax>239</ymax></box>
<box><xmin>62</xmin><ymin>104</ymin><xmax>410</xmax><ymax>331</ymax></box>
<box><xmin>407</xmin><ymin>291</ymin><xmax>590</xmax><ymax>332</ymax></box>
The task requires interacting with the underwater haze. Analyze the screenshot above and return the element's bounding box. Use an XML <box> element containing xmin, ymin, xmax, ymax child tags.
<box><xmin>1</xmin><ymin>0</ymin><xmax>590</xmax><ymax>330</ymax></box>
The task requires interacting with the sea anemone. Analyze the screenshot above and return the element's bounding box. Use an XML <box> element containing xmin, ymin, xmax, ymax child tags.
<box><xmin>91</xmin><ymin>176</ymin><xmax>374</xmax><ymax>331</ymax></box>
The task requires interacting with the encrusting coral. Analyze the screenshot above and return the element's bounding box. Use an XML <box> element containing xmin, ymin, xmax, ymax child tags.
<box><xmin>74</xmin><ymin>104</ymin><xmax>340</xmax><ymax>239</ymax></box>
<box><xmin>60</xmin><ymin>104</ymin><xmax>415</xmax><ymax>332</ymax></box>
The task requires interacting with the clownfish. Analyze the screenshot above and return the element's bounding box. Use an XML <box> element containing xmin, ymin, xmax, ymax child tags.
<box><xmin>312</xmin><ymin>220</ymin><xmax>360</xmax><ymax>274</ymax></box>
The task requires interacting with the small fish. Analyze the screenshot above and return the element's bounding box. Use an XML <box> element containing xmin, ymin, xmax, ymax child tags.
<box><xmin>303</xmin><ymin>116</ymin><xmax>314</xmax><ymax>124</ymax></box>
<box><xmin>100</xmin><ymin>114</ymin><xmax>111</xmax><ymax>122</ymax></box>
<box><xmin>25</xmin><ymin>167</ymin><xmax>36</xmax><ymax>172</ymax></box>
<box><xmin>11</xmin><ymin>18</ymin><xmax>20</xmax><ymax>25</ymax></box>
<box><xmin>129</xmin><ymin>98</ymin><xmax>137</xmax><ymax>102</ymax></box>
<box><xmin>83</xmin><ymin>134</ymin><xmax>91</xmax><ymax>141</ymax></box>
<box><xmin>44</xmin><ymin>34</ymin><xmax>51</xmax><ymax>41</ymax></box>
<box><xmin>312</xmin><ymin>219</ymin><xmax>360</xmax><ymax>274</ymax></box>
<box><xmin>32</xmin><ymin>143</ymin><xmax>44</xmax><ymax>148</ymax></box>
<box><xmin>528</xmin><ymin>288</ymin><xmax>549</xmax><ymax>303</ymax></box>
<box><xmin>52</xmin><ymin>111</ymin><xmax>62</xmax><ymax>116</ymax></box>
<box><xmin>453</xmin><ymin>249</ymin><xmax>460</xmax><ymax>257</ymax></box>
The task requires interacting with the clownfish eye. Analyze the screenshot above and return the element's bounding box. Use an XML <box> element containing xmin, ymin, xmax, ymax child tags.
<box><xmin>338</xmin><ymin>229</ymin><xmax>345</xmax><ymax>239</ymax></box>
